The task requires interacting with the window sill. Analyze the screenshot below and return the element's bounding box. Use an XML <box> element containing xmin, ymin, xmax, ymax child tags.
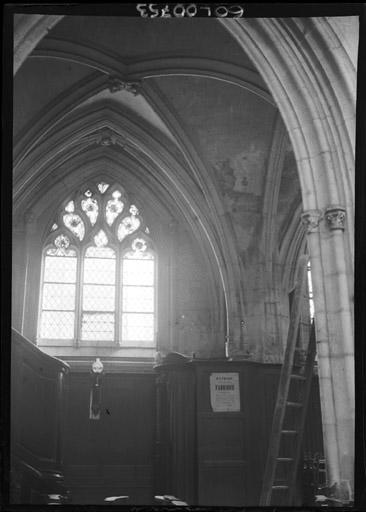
<box><xmin>39</xmin><ymin>345</ymin><xmax>157</xmax><ymax>365</ymax></box>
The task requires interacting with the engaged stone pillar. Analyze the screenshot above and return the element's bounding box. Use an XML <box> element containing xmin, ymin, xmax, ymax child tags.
<box><xmin>21</xmin><ymin>210</ymin><xmax>42</xmax><ymax>342</ymax></box>
<box><xmin>301</xmin><ymin>206</ymin><xmax>354</xmax><ymax>501</ymax></box>
<box><xmin>12</xmin><ymin>216</ymin><xmax>26</xmax><ymax>331</ymax></box>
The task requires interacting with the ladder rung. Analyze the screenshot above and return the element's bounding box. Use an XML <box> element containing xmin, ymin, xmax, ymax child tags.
<box><xmin>277</xmin><ymin>457</ymin><xmax>294</xmax><ymax>462</ymax></box>
<box><xmin>290</xmin><ymin>373</ymin><xmax>306</xmax><ymax>380</ymax></box>
<box><xmin>281</xmin><ymin>429</ymin><xmax>298</xmax><ymax>435</ymax></box>
<box><xmin>272</xmin><ymin>485</ymin><xmax>289</xmax><ymax>490</ymax></box>
<box><xmin>286</xmin><ymin>401</ymin><xmax>303</xmax><ymax>408</ymax></box>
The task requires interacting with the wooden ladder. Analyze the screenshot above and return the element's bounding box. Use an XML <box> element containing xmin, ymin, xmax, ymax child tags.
<box><xmin>259</xmin><ymin>255</ymin><xmax>317</xmax><ymax>506</ymax></box>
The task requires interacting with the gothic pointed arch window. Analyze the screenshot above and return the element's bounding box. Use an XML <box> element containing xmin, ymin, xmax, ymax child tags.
<box><xmin>38</xmin><ymin>181</ymin><xmax>156</xmax><ymax>350</ymax></box>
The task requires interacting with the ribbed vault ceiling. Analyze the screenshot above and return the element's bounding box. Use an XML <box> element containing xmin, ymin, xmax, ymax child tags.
<box><xmin>13</xmin><ymin>15</ymin><xmax>302</xmax><ymax>260</ymax></box>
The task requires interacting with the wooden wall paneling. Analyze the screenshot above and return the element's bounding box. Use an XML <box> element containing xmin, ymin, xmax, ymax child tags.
<box><xmin>155</xmin><ymin>370</ymin><xmax>169</xmax><ymax>494</ymax></box>
<box><xmin>154</xmin><ymin>359</ymin><xmax>324</xmax><ymax>506</ymax></box>
<box><xmin>10</xmin><ymin>329</ymin><xmax>70</xmax><ymax>503</ymax></box>
<box><xmin>154</xmin><ymin>363</ymin><xmax>196</xmax><ymax>504</ymax></box>
<box><xmin>19</xmin><ymin>361</ymin><xmax>58</xmax><ymax>463</ymax></box>
<box><xmin>62</xmin><ymin>370</ymin><xmax>156</xmax><ymax>505</ymax></box>
<box><xmin>195</xmin><ymin>362</ymin><xmax>247</xmax><ymax>506</ymax></box>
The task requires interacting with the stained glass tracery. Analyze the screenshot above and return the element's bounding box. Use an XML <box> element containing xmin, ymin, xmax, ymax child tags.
<box><xmin>63</xmin><ymin>213</ymin><xmax>85</xmax><ymax>241</ymax></box>
<box><xmin>117</xmin><ymin>215</ymin><xmax>141</xmax><ymax>241</ymax></box>
<box><xmin>94</xmin><ymin>230</ymin><xmax>108</xmax><ymax>247</ymax></box>
<box><xmin>81</xmin><ymin>197</ymin><xmax>99</xmax><ymax>225</ymax></box>
<box><xmin>40</xmin><ymin>181</ymin><xmax>155</xmax><ymax>349</ymax></box>
<box><xmin>98</xmin><ymin>182</ymin><xmax>109</xmax><ymax>194</ymax></box>
<box><xmin>106</xmin><ymin>190</ymin><xmax>124</xmax><ymax>226</ymax></box>
<box><xmin>65</xmin><ymin>201</ymin><xmax>75</xmax><ymax>213</ymax></box>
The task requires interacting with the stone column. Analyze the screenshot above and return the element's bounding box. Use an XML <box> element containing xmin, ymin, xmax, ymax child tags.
<box><xmin>12</xmin><ymin>216</ymin><xmax>26</xmax><ymax>331</ymax></box>
<box><xmin>301</xmin><ymin>207</ymin><xmax>354</xmax><ymax>501</ymax></box>
<box><xmin>21</xmin><ymin>211</ymin><xmax>42</xmax><ymax>342</ymax></box>
<box><xmin>168</xmin><ymin>219</ymin><xmax>178</xmax><ymax>353</ymax></box>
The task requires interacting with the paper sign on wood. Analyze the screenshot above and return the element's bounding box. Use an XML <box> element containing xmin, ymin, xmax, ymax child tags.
<box><xmin>210</xmin><ymin>372</ymin><xmax>240</xmax><ymax>412</ymax></box>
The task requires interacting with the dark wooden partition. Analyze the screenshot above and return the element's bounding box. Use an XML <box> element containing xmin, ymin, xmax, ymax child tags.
<box><xmin>10</xmin><ymin>328</ymin><xmax>70</xmax><ymax>504</ymax></box>
<box><xmin>155</xmin><ymin>358</ymin><xmax>324</xmax><ymax>506</ymax></box>
<box><xmin>62</xmin><ymin>365</ymin><xmax>156</xmax><ymax>505</ymax></box>
<box><xmin>155</xmin><ymin>363</ymin><xmax>196</xmax><ymax>503</ymax></box>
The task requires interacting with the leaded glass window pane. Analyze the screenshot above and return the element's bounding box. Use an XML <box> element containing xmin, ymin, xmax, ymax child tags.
<box><xmin>39</xmin><ymin>250</ymin><xmax>77</xmax><ymax>340</ymax></box>
<box><xmin>81</xmin><ymin>245</ymin><xmax>116</xmax><ymax>341</ymax></box>
<box><xmin>121</xmin><ymin>250</ymin><xmax>155</xmax><ymax>344</ymax></box>
<box><xmin>123</xmin><ymin>286</ymin><xmax>154</xmax><ymax>312</ymax></box>
<box><xmin>122</xmin><ymin>313</ymin><xmax>154</xmax><ymax>343</ymax></box>
<box><xmin>83</xmin><ymin>285</ymin><xmax>115</xmax><ymax>311</ymax></box>
<box><xmin>42</xmin><ymin>283</ymin><xmax>76</xmax><ymax>310</ymax></box>
<box><xmin>40</xmin><ymin>311</ymin><xmax>75</xmax><ymax>339</ymax></box>
<box><xmin>307</xmin><ymin>261</ymin><xmax>315</xmax><ymax>319</ymax></box>
<box><xmin>85</xmin><ymin>246</ymin><xmax>114</xmax><ymax>258</ymax></box>
<box><xmin>44</xmin><ymin>255</ymin><xmax>77</xmax><ymax>283</ymax></box>
<box><xmin>122</xmin><ymin>259</ymin><xmax>154</xmax><ymax>286</ymax></box>
<box><xmin>84</xmin><ymin>248</ymin><xmax>116</xmax><ymax>284</ymax></box>
<box><xmin>81</xmin><ymin>313</ymin><xmax>115</xmax><ymax>341</ymax></box>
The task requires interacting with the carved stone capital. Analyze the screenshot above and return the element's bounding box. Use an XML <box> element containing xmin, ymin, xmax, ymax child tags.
<box><xmin>301</xmin><ymin>209</ymin><xmax>323</xmax><ymax>233</ymax></box>
<box><xmin>325</xmin><ymin>205</ymin><xmax>346</xmax><ymax>231</ymax></box>
<box><xmin>95</xmin><ymin>128</ymin><xmax>118</xmax><ymax>147</ymax></box>
<box><xmin>23</xmin><ymin>209</ymin><xmax>36</xmax><ymax>225</ymax></box>
<box><xmin>107</xmin><ymin>76</ymin><xmax>141</xmax><ymax>96</ymax></box>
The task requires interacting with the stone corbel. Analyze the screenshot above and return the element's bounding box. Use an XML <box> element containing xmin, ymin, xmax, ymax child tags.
<box><xmin>96</xmin><ymin>129</ymin><xmax>117</xmax><ymax>147</ymax></box>
<box><xmin>21</xmin><ymin>209</ymin><xmax>39</xmax><ymax>236</ymax></box>
<box><xmin>13</xmin><ymin>212</ymin><xmax>26</xmax><ymax>233</ymax></box>
<box><xmin>301</xmin><ymin>209</ymin><xmax>323</xmax><ymax>233</ymax></box>
<box><xmin>107</xmin><ymin>76</ymin><xmax>141</xmax><ymax>96</ymax></box>
<box><xmin>24</xmin><ymin>209</ymin><xmax>36</xmax><ymax>224</ymax></box>
<box><xmin>324</xmin><ymin>205</ymin><xmax>346</xmax><ymax>231</ymax></box>
<box><xmin>92</xmin><ymin>128</ymin><xmax>127</xmax><ymax>148</ymax></box>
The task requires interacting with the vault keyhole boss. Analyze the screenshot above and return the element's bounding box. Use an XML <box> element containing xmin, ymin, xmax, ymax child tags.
<box><xmin>136</xmin><ymin>4</ymin><xmax>245</xmax><ymax>18</ymax></box>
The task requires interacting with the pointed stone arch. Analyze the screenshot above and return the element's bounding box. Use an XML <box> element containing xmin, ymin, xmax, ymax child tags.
<box><xmin>222</xmin><ymin>17</ymin><xmax>356</xmax><ymax>498</ymax></box>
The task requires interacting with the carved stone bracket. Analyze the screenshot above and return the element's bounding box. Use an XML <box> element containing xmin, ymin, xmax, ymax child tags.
<box><xmin>107</xmin><ymin>76</ymin><xmax>141</xmax><ymax>96</ymax></box>
<box><xmin>301</xmin><ymin>209</ymin><xmax>323</xmax><ymax>233</ymax></box>
<box><xmin>91</xmin><ymin>128</ymin><xmax>127</xmax><ymax>148</ymax></box>
<box><xmin>82</xmin><ymin>128</ymin><xmax>127</xmax><ymax>148</ymax></box>
<box><xmin>95</xmin><ymin>129</ymin><xmax>118</xmax><ymax>147</ymax></box>
<box><xmin>23</xmin><ymin>209</ymin><xmax>37</xmax><ymax>226</ymax></box>
<box><xmin>325</xmin><ymin>205</ymin><xmax>346</xmax><ymax>231</ymax></box>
